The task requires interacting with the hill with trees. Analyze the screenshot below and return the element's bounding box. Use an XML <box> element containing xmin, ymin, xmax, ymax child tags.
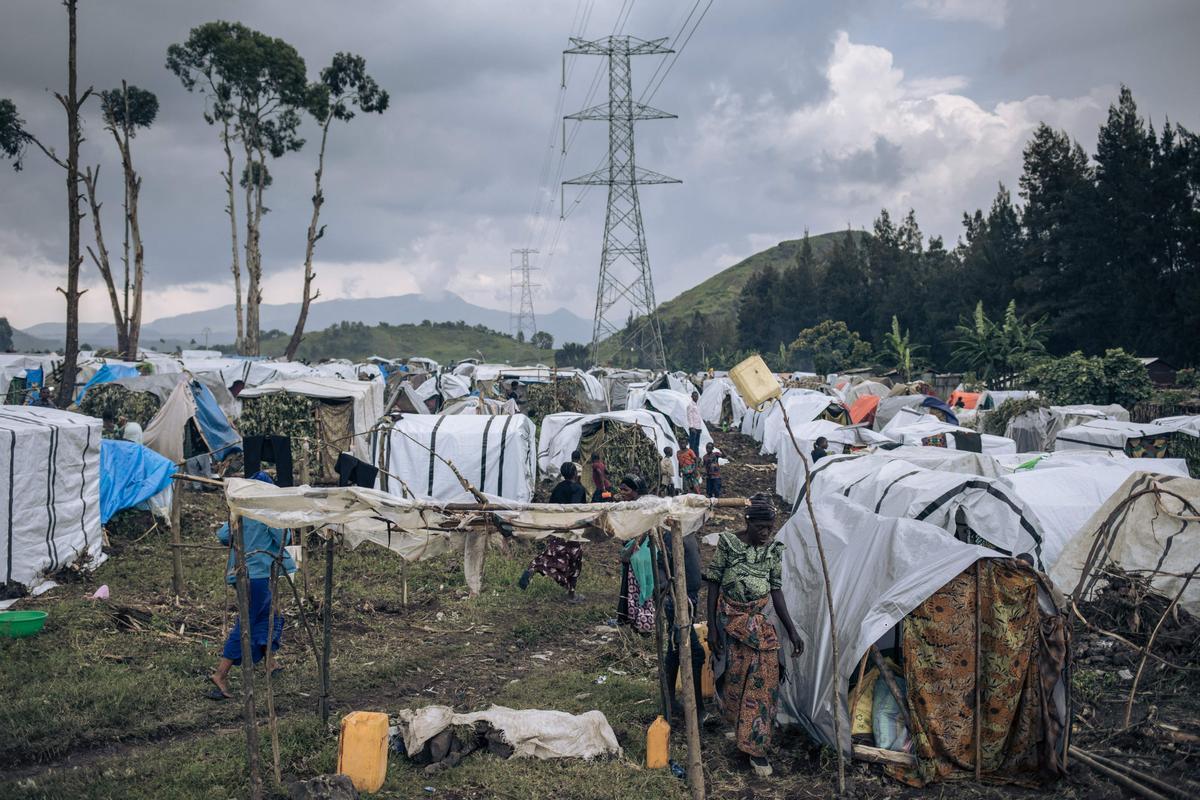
<box><xmin>254</xmin><ymin>320</ymin><xmax>555</xmax><ymax>364</ymax></box>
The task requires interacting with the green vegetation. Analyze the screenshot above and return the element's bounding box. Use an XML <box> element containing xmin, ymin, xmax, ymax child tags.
<box><xmin>786</xmin><ymin>320</ymin><xmax>872</xmax><ymax>375</ymax></box>
<box><xmin>952</xmin><ymin>301</ymin><xmax>1048</xmax><ymax>387</ymax></box>
<box><xmin>255</xmin><ymin>319</ymin><xmax>554</xmax><ymax>364</ymax></box>
<box><xmin>1022</xmin><ymin>348</ymin><xmax>1153</xmax><ymax>406</ymax></box>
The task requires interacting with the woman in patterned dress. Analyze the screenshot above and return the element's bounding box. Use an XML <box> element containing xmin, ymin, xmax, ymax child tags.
<box><xmin>704</xmin><ymin>494</ymin><xmax>804</xmax><ymax>777</ymax></box>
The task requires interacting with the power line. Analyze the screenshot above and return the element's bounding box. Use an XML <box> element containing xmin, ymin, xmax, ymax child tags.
<box><xmin>642</xmin><ymin>0</ymin><xmax>714</xmax><ymax>105</ymax></box>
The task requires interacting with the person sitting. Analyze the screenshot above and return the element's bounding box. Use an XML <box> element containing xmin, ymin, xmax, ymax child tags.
<box><xmin>519</xmin><ymin>463</ymin><xmax>588</xmax><ymax>602</ymax></box>
<box><xmin>208</xmin><ymin>472</ymin><xmax>296</xmax><ymax>700</ymax></box>
<box><xmin>811</xmin><ymin>436</ymin><xmax>829</xmax><ymax>462</ymax></box>
<box><xmin>704</xmin><ymin>495</ymin><xmax>803</xmax><ymax>777</ymax></box>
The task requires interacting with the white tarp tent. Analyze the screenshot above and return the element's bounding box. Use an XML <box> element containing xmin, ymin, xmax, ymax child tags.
<box><xmin>1050</xmin><ymin>472</ymin><xmax>1200</xmax><ymax>616</ymax></box>
<box><xmin>381</xmin><ymin>414</ymin><xmax>537</xmax><ymax>502</ymax></box>
<box><xmin>759</xmin><ymin>394</ymin><xmax>845</xmax><ymax>456</ymax></box>
<box><xmin>0</xmin><ymin>407</ymin><xmax>103</xmax><ymax>592</ymax></box>
<box><xmin>1004</xmin><ymin>404</ymin><xmax>1128</xmax><ymax>452</ymax></box>
<box><xmin>883</xmin><ymin>409</ymin><xmax>1017</xmax><ymax>454</ymax></box>
<box><xmin>238</xmin><ymin>377</ymin><xmax>384</xmax><ymax>463</ymax></box>
<box><xmin>776</xmin><ymin>494</ymin><xmax>999</xmax><ymax>753</ymax></box>
<box><xmin>774</xmin><ymin>421</ymin><xmax>894</xmax><ymax>502</ymax></box>
<box><xmin>626</xmin><ymin>389</ymin><xmax>713</xmax><ymax>452</ymax></box>
<box><xmin>1151</xmin><ymin>415</ymin><xmax>1200</xmax><ymax>437</ymax></box>
<box><xmin>538</xmin><ymin>410</ymin><xmax>678</xmax><ymax>478</ymax></box>
<box><xmin>697</xmin><ymin>376</ymin><xmax>748</xmax><ymax>429</ymax></box>
<box><xmin>1054</xmin><ymin>419</ymin><xmax>1175</xmax><ymax>453</ymax></box>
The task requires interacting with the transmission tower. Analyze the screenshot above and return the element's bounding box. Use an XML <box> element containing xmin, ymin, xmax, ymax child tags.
<box><xmin>563</xmin><ymin>35</ymin><xmax>679</xmax><ymax>368</ymax></box>
<box><xmin>510</xmin><ymin>248</ymin><xmax>539</xmax><ymax>341</ymax></box>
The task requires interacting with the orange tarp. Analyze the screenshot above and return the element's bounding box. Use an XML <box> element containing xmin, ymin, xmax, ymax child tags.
<box><xmin>849</xmin><ymin>394</ymin><xmax>880</xmax><ymax>425</ymax></box>
<box><xmin>948</xmin><ymin>390</ymin><xmax>981</xmax><ymax>410</ymax></box>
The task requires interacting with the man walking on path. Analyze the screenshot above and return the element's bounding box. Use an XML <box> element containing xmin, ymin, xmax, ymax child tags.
<box><xmin>687</xmin><ymin>391</ymin><xmax>703</xmax><ymax>455</ymax></box>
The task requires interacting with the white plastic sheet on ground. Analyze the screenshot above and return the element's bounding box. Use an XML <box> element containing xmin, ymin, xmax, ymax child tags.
<box><xmin>396</xmin><ymin>705</ymin><xmax>620</xmax><ymax>760</ymax></box>
<box><xmin>0</xmin><ymin>407</ymin><xmax>104</xmax><ymax>590</ymax></box>
<box><xmin>775</xmin><ymin>494</ymin><xmax>998</xmax><ymax>754</ymax></box>
<box><xmin>1050</xmin><ymin>472</ymin><xmax>1200</xmax><ymax>616</ymax></box>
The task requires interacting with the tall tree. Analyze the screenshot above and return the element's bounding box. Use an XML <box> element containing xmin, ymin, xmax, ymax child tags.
<box><xmin>0</xmin><ymin>1</ymin><xmax>91</xmax><ymax>405</ymax></box>
<box><xmin>958</xmin><ymin>183</ymin><xmax>1023</xmax><ymax>316</ymax></box>
<box><xmin>736</xmin><ymin>265</ymin><xmax>780</xmax><ymax>354</ymax></box>
<box><xmin>167</xmin><ymin>22</ymin><xmax>309</xmax><ymax>355</ymax></box>
<box><xmin>82</xmin><ymin>84</ymin><xmax>157</xmax><ymax>359</ymax></box>
<box><xmin>284</xmin><ymin>52</ymin><xmax>388</xmax><ymax>360</ymax></box>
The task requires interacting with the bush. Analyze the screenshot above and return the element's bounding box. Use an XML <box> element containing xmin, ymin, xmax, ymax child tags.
<box><xmin>787</xmin><ymin>320</ymin><xmax>872</xmax><ymax>375</ymax></box>
<box><xmin>1021</xmin><ymin>348</ymin><xmax>1151</xmax><ymax>406</ymax></box>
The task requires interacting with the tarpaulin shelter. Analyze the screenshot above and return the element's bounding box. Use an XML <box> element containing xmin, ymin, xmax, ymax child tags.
<box><xmin>1050</xmin><ymin>472</ymin><xmax>1200</xmax><ymax>616</ymax></box>
<box><xmin>777</xmin><ymin>494</ymin><xmax>1068</xmax><ymax>786</ymax></box>
<box><xmin>626</xmin><ymin>389</ymin><xmax>714</xmax><ymax>451</ymax></box>
<box><xmin>774</xmin><ymin>421</ymin><xmax>893</xmax><ymax>501</ymax></box>
<box><xmin>873</xmin><ymin>395</ymin><xmax>927</xmax><ymax>431</ymax></box>
<box><xmin>883</xmin><ymin>409</ymin><xmax>1016</xmax><ymax>454</ymax></box>
<box><xmin>792</xmin><ymin>454</ymin><xmax>1047</xmax><ymax>563</ymax></box>
<box><xmin>849</xmin><ymin>395</ymin><xmax>880</xmax><ymax>425</ymax></box>
<box><xmin>590</xmin><ymin>368</ymin><xmax>653</xmax><ymax>411</ymax></box>
<box><xmin>920</xmin><ymin>396</ymin><xmax>959</xmax><ymax>425</ymax></box>
<box><xmin>748</xmin><ymin>391</ymin><xmax>848</xmax><ymax>455</ymax></box>
<box><xmin>76</xmin><ymin>363</ymin><xmax>140</xmax><ymax>402</ymax></box>
<box><xmin>947</xmin><ymin>390</ymin><xmax>981</xmax><ymax>410</ymax></box>
<box><xmin>377</xmin><ymin>414</ymin><xmax>538</xmax><ymax>502</ymax></box>
<box><xmin>109</xmin><ymin>372</ymin><xmax>240</xmax><ymax>423</ymax></box>
<box><xmin>0</xmin><ymin>407</ymin><xmax>103</xmax><ymax>593</ymax></box>
<box><xmin>1054</xmin><ymin>419</ymin><xmax>1175</xmax><ymax>458</ymax></box>
<box><xmin>698</xmin><ymin>376</ymin><xmax>748</xmax><ymax>429</ymax></box>
<box><xmin>1</xmin><ymin>354</ymin><xmax>61</xmax><ymax>404</ymax></box>
<box><xmin>142</xmin><ymin>375</ymin><xmax>242</xmax><ymax>465</ymax></box>
<box><xmin>538</xmin><ymin>410</ymin><xmax>680</xmax><ymax>493</ymax></box>
<box><xmin>1002</xmin><ymin>404</ymin><xmax>1126</xmax><ymax>453</ymax></box>
<box><xmin>440</xmin><ymin>396</ymin><xmax>519</xmax><ymax>416</ymax></box>
<box><xmin>99</xmin><ymin>439</ymin><xmax>176</xmax><ymax>524</ymax></box>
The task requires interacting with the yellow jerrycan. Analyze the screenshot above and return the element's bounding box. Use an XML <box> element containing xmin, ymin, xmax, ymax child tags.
<box><xmin>337</xmin><ymin>710</ymin><xmax>389</xmax><ymax>792</ymax></box>
<box><xmin>674</xmin><ymin>623</ymin><xmax>717</xmax><ymax>700</ymax></box>
<box><xmin>646</xmin><ymin>715</ymin><xmax>671</xmax><ymax>769</ymax></box>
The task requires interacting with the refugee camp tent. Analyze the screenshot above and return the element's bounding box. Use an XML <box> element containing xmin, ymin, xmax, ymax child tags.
<box><xmin>840</xmin><ymin>379</ymin><xmax>890</xmax><ymax>405</ymax></box>
<box><xmin>440</xmin><ymin>396</ymin><xmax>519</xmax><ymax>415</ymax></box>
<box><xmin>1054</xmin><ymin>419</ymin><xmax>1175</xmax><ymax>457</ymax></box>
<box><xmin>141</xmin><ymin>375</ymin><xmax>243</xmax><ymax>466</ymax></box>
<box><xmin>626</xmin><ymin>389</ymin><xmax>714</xmax><ymax>452</ymax></box>
<box><xmin>590</xmin><ymin>368</ymin><xmax>653</xmax><ymax>411</ymax></box>
<box><xmin>872</xmin><ymin>395</ymin><xmax>927</xmax><ymax>431</ymax></box>
<box><xmin>1050</xmin><ymin>472</ymin><xmax>1200</xmax><ymax>616</ymax></box>
<box><xmin>778</xmin><ymin>494</ymin><xmax>1068</xmax><ymax>785</ymax></box>
<box><xmin>480</xmin><ymin>367</ymin><xmax>607</xmax><ymax>412</ymax></box>
<box><xmin>742</xmin><ymin>390</ymin><xmax>846</xmax><ymax>454</ymax></box>
<box><xmin>1</xmin><ymin>354</ymin><xmax>61</xmax><ymax>405</ymax></box>
<box><xmin>697</xmin><ymin>376</ymin><xmax>748</xmax><ymax>429</ymax></box>
<box><xmin>378</xmin><ymin>414</ymin><xmax>537</xmax><ymax>502</ymax></box>
<box><xmin>238</xmin><ymin>377</ymin><xmax>385</xmax><ymax>480</ymax></box>
<box><xmin>1153</xmin><ymin>415</ymin><xmax>1200</xmax><ymax>436</ymax></box>
<box><xmin>412</xmin><ymin>373</ymin><xmax>472</xmax><ymax>411</ymax></box>
<box><xmin>793</xmin><ymin>454</ymin><xmax>1046</xmax><ymax>562</ymax></box>
<box><xmin>0</xmin><ymin>407</ymin><xmax>103</xmax><ymax>596</ymax></box>
<box><xmin>538</xmin><ymin>410</ymin><xmax>679</xmax><ymax>494</ymax></box>
<box><xmin>106</xmin><ymin>372</ymin><xmax>240</xmax><ymax>421</ymax></box>
<box><xmin>99</xmin><ymin>439</ymin><xmax>176</xmax><ymax>524</ymax></box>
<box><xmin>774</xmin><ymin>421</ymin><xmax>894</xmax><ymax>502</ymax></box>
<box><xmin>1003</xmin><ymin>404</ymin><xmax>1128</xmax><ymax>453</ymax></box>
<box><xmin>883</xmin><ymin>408</ymin><xmax>1017</xmax><ymax>454</ymax></box>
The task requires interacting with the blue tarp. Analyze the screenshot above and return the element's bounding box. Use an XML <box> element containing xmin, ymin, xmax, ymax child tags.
<box><xmin>77</xmin><ymin>364</ymin><xmax>140</xmax><ymax>402</ymax></box>
<box><xmin>921</xmin><ymin>395</ymin><xmax>960</xmax><ymax>426</ymax></box>
<box><xmin>99</xmin><ymin>439</ymin><xmax>177</xmax><ymax>523</ymax></box>
<box><xmin>191</xmin><ymin>380</ymin><xmax>242</xmax><ymax>460</ymax></box>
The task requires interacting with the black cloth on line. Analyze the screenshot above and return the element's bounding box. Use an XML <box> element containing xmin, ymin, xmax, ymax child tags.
<box><xmin>335</xmin><ymin>452</ymin><xmax>378</xmax><ymax>489</ymax></box>
<box><xmin>243</xmin><ymin>435</ymin><xmax>294</xmax><ymax>487</ymax></box>
<box><xmin>953</xmin><ymin>431</ymin><xmax>983</xmax><ymax>453</ymax></box>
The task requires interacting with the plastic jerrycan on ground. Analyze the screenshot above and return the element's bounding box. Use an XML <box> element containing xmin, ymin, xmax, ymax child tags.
<box><xmin>729</xmin><ymin>355</ymin><xmax>782</xmax><ymax>409</ymax></box>
<box><xmin>646</xmin><ymin>715</ymin><xmax>671</xmax><ymax>768</ymax></box>
<box><xmin>337</xmin><ymin>711</ymin><xmax>389</xmax><ymax>792</ymax></box>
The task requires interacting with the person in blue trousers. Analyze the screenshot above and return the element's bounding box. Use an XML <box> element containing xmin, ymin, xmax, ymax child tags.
<box><xmin>207</xmin><ymin>472</ymin><xmax>297</xmax><ymax>700</ymax></box>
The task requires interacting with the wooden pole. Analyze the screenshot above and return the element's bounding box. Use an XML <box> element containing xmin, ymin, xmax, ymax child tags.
<box><xmin>319</xmin><ymin>531</ymin><xmax>334</xmax><ymax>722</ymax></box>
<box><xmin>1070</xmin><ymin>747</ymin><xmax>1172</xmax><ymax>800</ymax></box>
<box><xmin>779</xmin><ymin>403</ymin><xmax>846</xmax><ymax>794</ymax></box>
<box><xmin>868</xmin><ymin>646</ymin><xmax>912</xmax><ymax>732</ymax></box>
<box><xmin>170</xmin><ymin>480</ymin><xmax>184</xmax><ymax>596</ymax></box>
<box><xmin>974</xmin><ymin>562</ymin><xmax>983</xmax><ymax>781</ymax></box>
<box><xmin>649</xmin><ymin>535</ymin><xmax>671</xmax><ymax>719</ymax></box>
<box><xmin>666</xmin><ymin>527</ymin><xmax>705</xmax><ymax>800</ymax></box>
<box><xmin>233</xmin><ymin>517</ymin><xmax>264</xmax><ymax>800</ymax></box>
<box><xmin>1070</xmin><ymin>747</ymin><xmax>1189</xmax><ymax>800</ymax></box>
<box><xmin>265</xmin><ymin>560</ymin><xmax>282</xmax><ymax>786</ymax></box>
<box><xmin>1123</xmin><ymin>557</ymin><xmax>1200</xmax><ymax>728</ymax></box>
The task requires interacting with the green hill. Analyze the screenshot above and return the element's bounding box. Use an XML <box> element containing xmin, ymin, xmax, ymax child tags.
<box><xmin>655</xmin><ymin>230</ymin><xmax>854</xmax><ymax>328</ymax></box>
<box><xmin>256</xmin><ymin>320</ymin><xmax>554</xmax><ymax>364</ymax></box>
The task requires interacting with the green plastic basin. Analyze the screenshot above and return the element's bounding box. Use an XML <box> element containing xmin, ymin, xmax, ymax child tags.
<box><xmin>0</xmin><ymin>610</ymin><xmax>48</xmax><ymax>638</ymax></box>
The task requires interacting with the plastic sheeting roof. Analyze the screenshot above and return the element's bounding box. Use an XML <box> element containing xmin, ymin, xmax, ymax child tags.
<box><xmin>538</xmin><ymin>410</ymin><xmax>678</xmax><ymax>478</ymax></box>
<box><xmin>626</xmin><ymin>389</ymin><xmax>713</xmax><ymax>452</ymax></box>
<box><xmin>238</xmin><ymin>377</ymin><xmax>384</xmax><ymax>463</ymax></box>
<box><xmin>1055</xmin><ymin>419</ymin><xmax>1175</xmax><ymax>452</ymax></box>
<box><xmin>99</xmin><ymin>439</ymin><xmax>176</xmax><ymax>524</ymax></box>
<box><xmin>697</xmin><ymin>377</ymin><xmax>748</xmax><ymax>428</ymax></box>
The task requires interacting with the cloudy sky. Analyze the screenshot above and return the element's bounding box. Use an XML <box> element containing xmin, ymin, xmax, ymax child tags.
<box><xmin>2</xmin><ymin>0</ymin><xmax>1198</xmax><ymax>331</ymax></box>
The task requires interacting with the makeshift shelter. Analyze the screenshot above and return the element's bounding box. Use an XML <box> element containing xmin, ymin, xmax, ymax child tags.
<box><xmin>947</xmin><ymin>390</ymin><xmax>981</xmax><ymax>410</ymax></box>
<box><xmin>76</xmin><ymin>363</ymin><xmax>141</xmax><ymax>402</ymax></box>
<box><xmin>1</xmin><ymin>354</ymin><xmax>61</xmax><ymax>404</ymax></box>
<box><xmin>590</xmin><ymin>368</ymin><xmax>653</xmax><ymax>410</ymax></box>
<box><xmin>742</xmin><ymin>390</ymin><xmax>848</xmax><ymax>454</ymax></box>
<box><xmin>413</xmin><ymin>373</ymin><xmax>472</xmax><ymax>411</ymax></box>
<box><xmin>1003</xmin><ymin>404</ymin><xmax>1128</xmax><ymax>453</ymax></box>
<box><xmin>378</xmin><ymin>414</ymin><xmax>538</xmax><ymax>503</ymax></box>
<box><xmin>538</xmin><ymin>410</ymin><xmax>678</xmax><ymax>495</ymax></box>
<box><xmin>105</xmin><ymin>372</ymin><xmax>240</xmax><ymax>421</ymax></box>
<box><xmin>1054</xmin><ymin>419</ymin><xmax>1175</xmax><ymax>458</ymax></box>
<box><xmin>883</xmin><ymin>409</ymin><xmax>1016</xmax><ymax>454</ymax></box>
<box><xmin>793</xmin><ymin>454</ymin><xmax>1047</xmax><ymax>562</ymax></box>
<box><xmin>774</xmin><ymin>421</ymin><xmax>894</xmax><ymax>502</ymax></box>
<box><xmin>238</xmin><ymin>377</ymin><xmax>384</xmax><ymax>482</ymax></box>
<box><xmin>99</xmin><ymin>439</ymin><xmax>176</xmax><ymax>523</ymax></box>
<box><xmin>848</xmin><ymin>395</ymin><xmax>880</xmax><ymax>426</ymax></box>
<box><xmin>142</xmin><ymin>375</ymin><xmax>242</xmax><ymax>466</ymax></box>
<box><xmin>873</xmin><ymin>395</ymin><xmax>927</xmax><ymax>431</ymax></box>
<box><xmin>440</xmin><ymin>396</ymin><xmax>519</xmax><ymax>416</ymax></box>
<box><xmin>1050</xmin><ymin>472</ymin><xmax>1200</xmax><ymax>616</ymax></box>
<box><xmin>778</xmin><ymin>494</ymin><xmax>1069</xmax><ymax>786</ymax></box>
<box><xmin>0</xmin><ymin>407</ymin><xmax>103</xmax><ymax>595</ymax></box>
<box><xmin>841</xmin><ymin>379</ymin><xmax>890</xmax><ymax>406</ymax></box>
<box><xmin>626</xmin><ymin>389</ymin><xmax>714</xmax><ymax>452</ymax></box>
<box><xmin>697</xmin><ymin>376</ymin><xmax>748</xmax><ymax>429</ymax></box>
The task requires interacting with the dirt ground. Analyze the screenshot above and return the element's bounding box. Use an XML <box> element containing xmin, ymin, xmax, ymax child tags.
<box><xmin>1</xmin><ymin>431</ymin><xmax>1198</xmax><ymax>799</ymax></box>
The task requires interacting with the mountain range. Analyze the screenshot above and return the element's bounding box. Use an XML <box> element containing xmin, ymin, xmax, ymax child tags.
<box><xmin>19</xmin><ymin>293</ymin><xmax>594</xmax><ymax>351</ymax></box>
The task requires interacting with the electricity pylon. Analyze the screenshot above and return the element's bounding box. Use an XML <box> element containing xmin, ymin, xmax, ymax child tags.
<box><xmin>563</xmin><ymin>35</ymin><xmax>679</xmax><ymax>368</ymax></box>
<box><xmin>510</xmin><ymin>248</ymin><xmax>539</xmax><ymax>341</ymax></box>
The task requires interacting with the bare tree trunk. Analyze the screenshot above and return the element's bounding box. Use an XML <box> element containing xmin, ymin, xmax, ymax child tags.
<box><xmin>120</xmin><ymin>83</ymin><xmax>131</xmax><ymax>359</ymax></box>
<box><xmin>284</xmin><ymin>115</ymin><xmax>332</xmax><ymax>361</ymax></box>
<box><xmin>82</xmin><ymin>165</ymin><xmax>129</xmax><ymax>355</ymax></box>
<box><xmin>115</xmin><ymin>82</ymin><xmax>144</xmax><ymax>360</ymax></box>
<box><xmin>223</xmin><ymin>119</ymin><xmax>244</xmax><ymax>353</ymax></box>
<box><xmin>241</xmin><ymin>139</ymin><xmax>260</xmax><ymax>356</ymax></box>
<box><xmin>56</xmin><ymin>0</ymin><xmax>87</xmax><ymax>407</ymax></box>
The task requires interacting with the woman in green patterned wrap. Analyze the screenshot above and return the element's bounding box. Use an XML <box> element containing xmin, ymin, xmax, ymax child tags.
<box><xmin>704</xmin><ymin>494</ymin><xmax>803</xmax><ymax>778</ymax></box>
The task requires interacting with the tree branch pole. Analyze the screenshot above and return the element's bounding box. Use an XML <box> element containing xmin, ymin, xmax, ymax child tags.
<box><xmin>233</xmin><ymin>517</ymin><xmax>264</xmax><ymax>800</ymax></box>
<box><xmin>265</xmin><ymin>560</ymin><xmax>282</xmax><ymax>786</ymax></box>
<box><xmin>779</xmin><ymin>402</ymin><xmax>846</xmax><ymax>794</ymax></box>
<box><xmin>666</xmin><ymin>526</ymin><xmax>706</xmax><ymax>800</ymax></box>
<box><xmin>319</xmin><ymin>530</ymin><xmax>335</xmax><ymax>723</ymax></box>
<box><xmin>170</xmin><ymin>479</ymin><xmax>184</xmax><ymax>596</ymax></box>
<box><xmin>974</xmin><ymin>562</ymin><xmax>983</xmax><ymax>781</ymax></box>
